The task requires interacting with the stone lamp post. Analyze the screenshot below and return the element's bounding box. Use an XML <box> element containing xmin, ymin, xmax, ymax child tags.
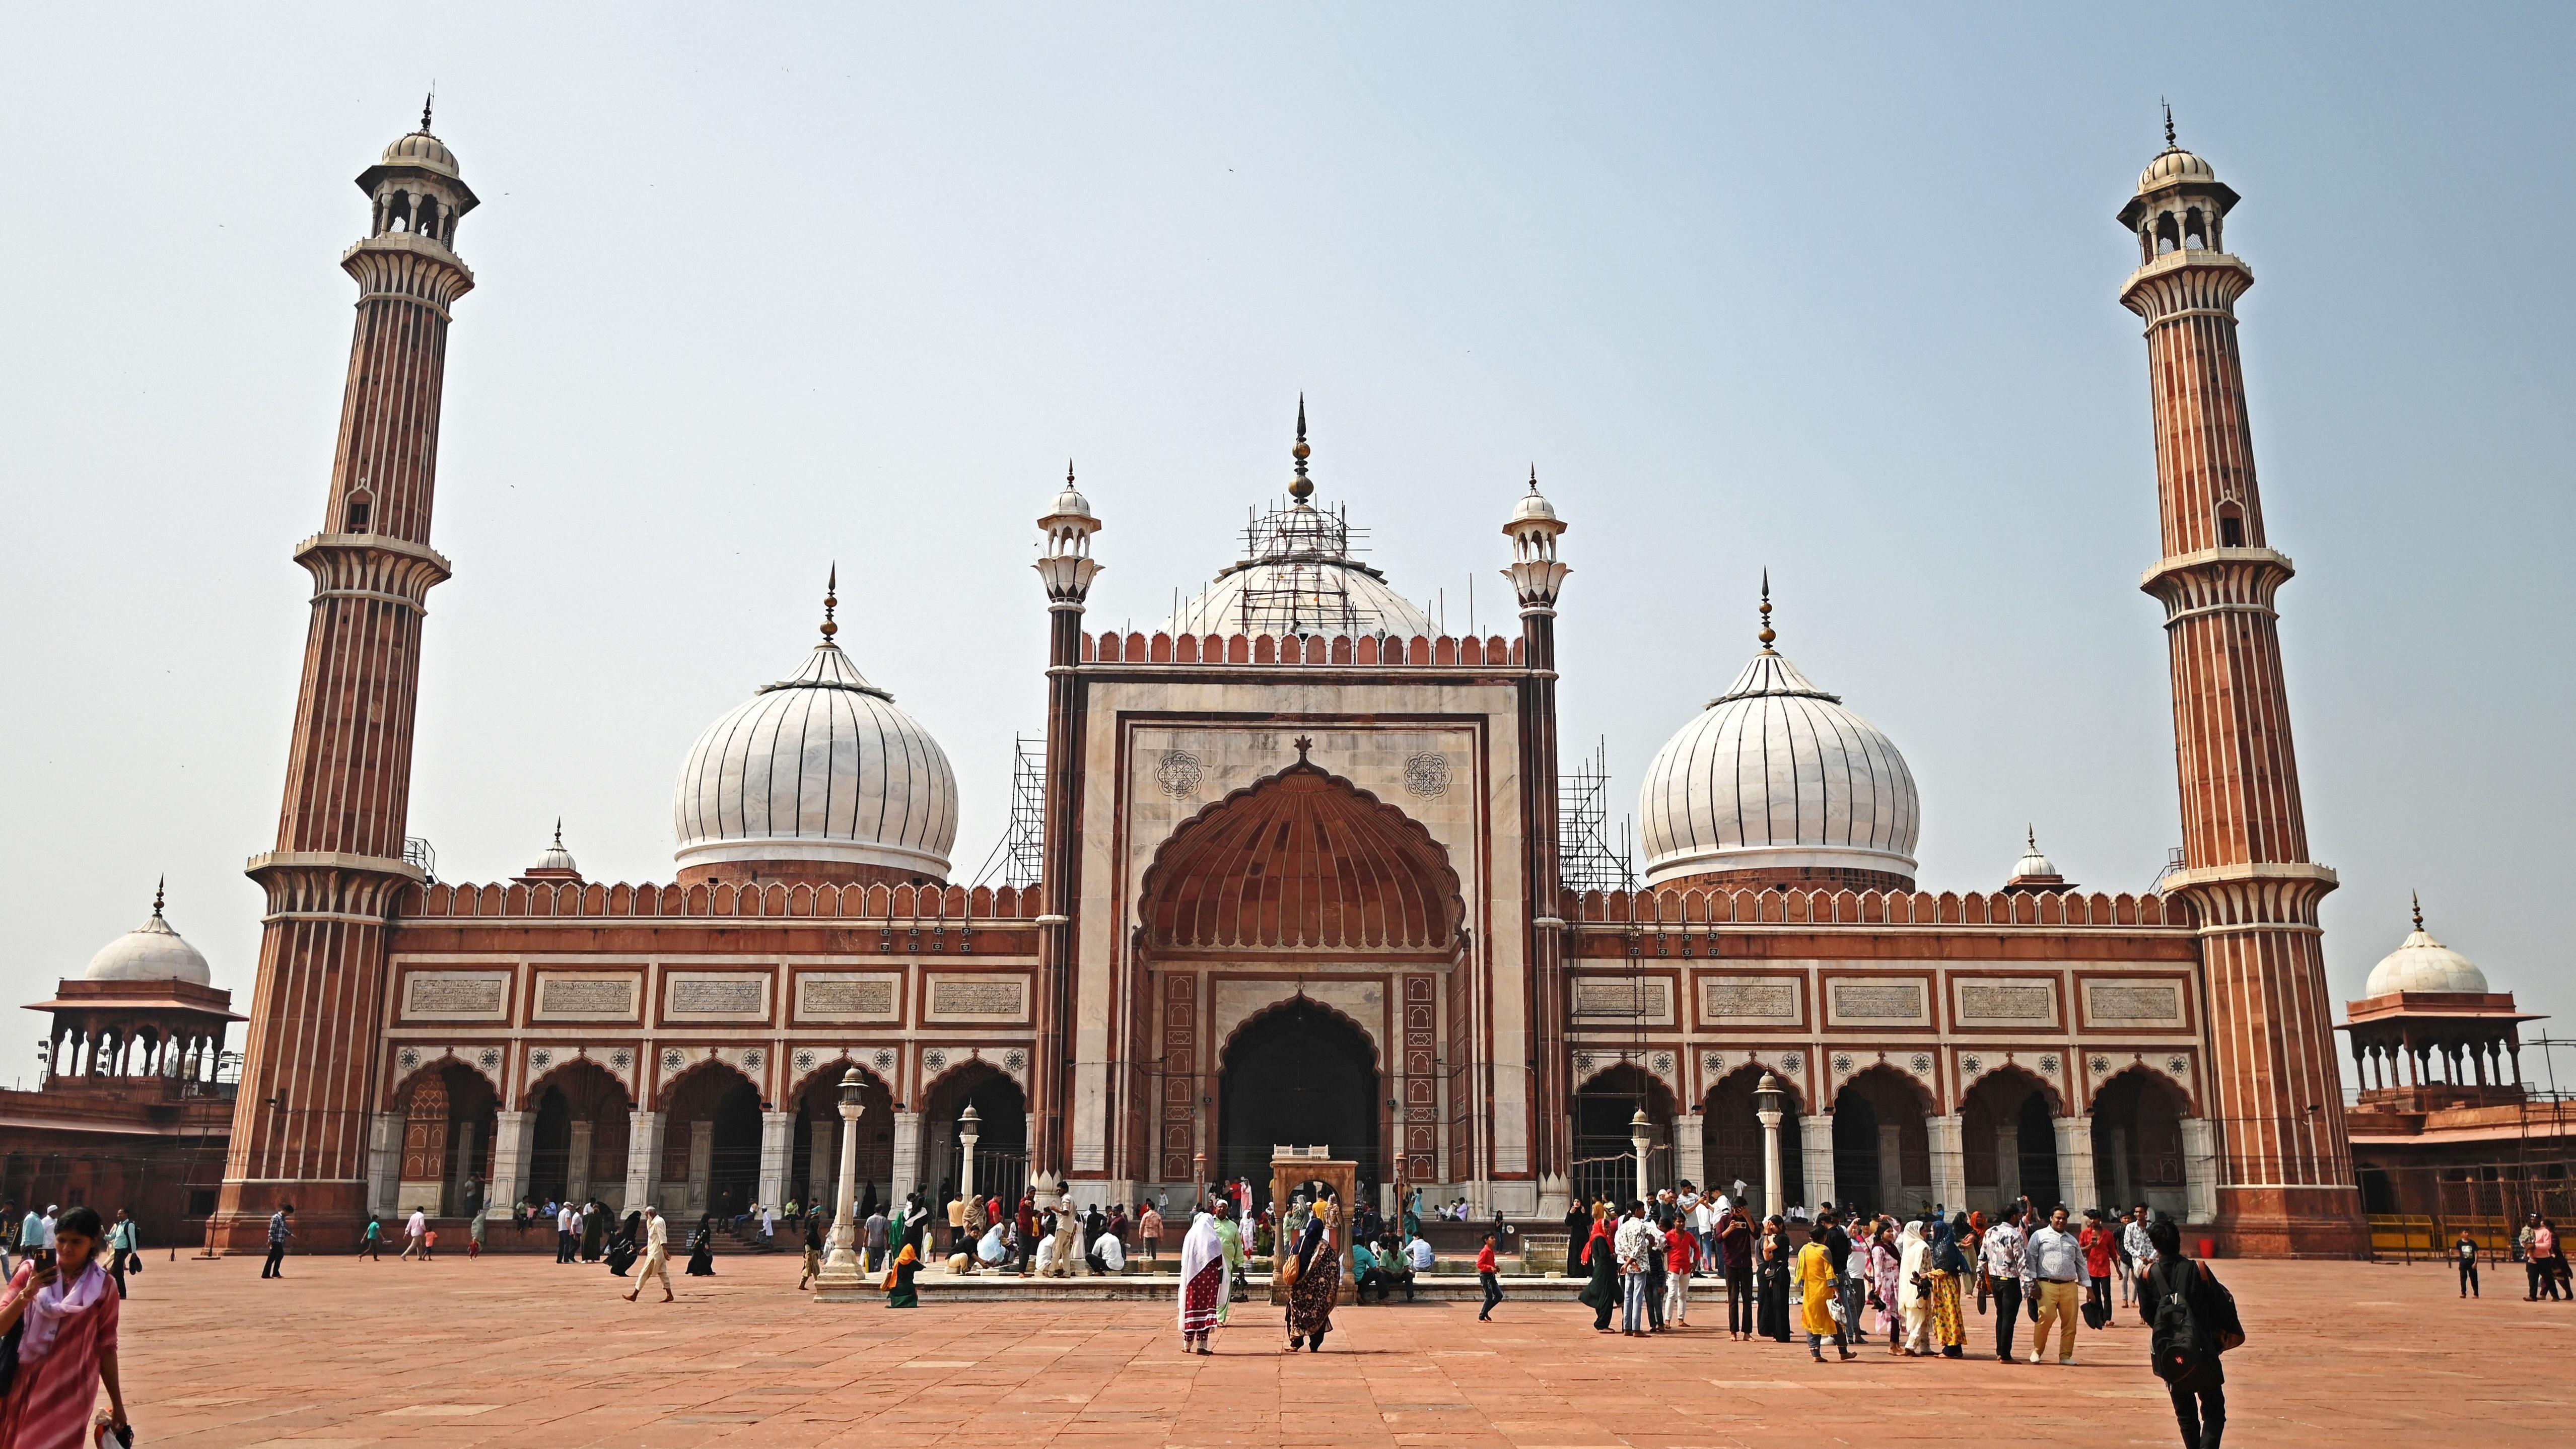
<box><xmin>818</xmin><ymin>1067</ymin><xmax>867</xmax><ymax>1287</ymax></box>
<box><xmin>959</xmin><ymin>1105</ymin><xmax>981</xmax><ymax>1203</ymax></box>
<box><xmin>1629</xmin><ymin>1108</ymin><xmax>1653</xmax><ymax>1204</ymax></box>
<box><xmin>1753</xmin><ymin>1072</ymin><xmax>1786</xmax><ymax>1220</ymax></box>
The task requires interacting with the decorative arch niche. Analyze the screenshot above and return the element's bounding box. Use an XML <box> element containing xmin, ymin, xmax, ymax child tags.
<box><xmin>1138</xmin><ymin>755</ymin><xmax>1464</xmax><ymax>953</ymax></box>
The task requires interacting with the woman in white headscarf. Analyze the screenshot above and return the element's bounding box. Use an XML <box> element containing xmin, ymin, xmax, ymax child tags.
<box><xmin>1897</xmin><ymin>1218</ymin><xmax>1933</xmax><ymax>1356</ymax></box>
<box><xmin>1177</xmin><ymin>1204</ymin><xmax>1227</xmax><ymax>1354</ymax></box>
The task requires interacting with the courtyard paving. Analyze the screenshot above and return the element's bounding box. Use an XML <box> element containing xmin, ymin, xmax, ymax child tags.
<box><xmin>106</xmin><ymin>1248</ymin><xmax>2568</xmax><ymax>1446</ymax></box>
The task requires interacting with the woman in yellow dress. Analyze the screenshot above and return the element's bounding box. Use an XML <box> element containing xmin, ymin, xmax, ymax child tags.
<box><xmin>1794</xmin><ymin>1231</ymin><xmax>1849</xmax><ymax>1362</ymax></box>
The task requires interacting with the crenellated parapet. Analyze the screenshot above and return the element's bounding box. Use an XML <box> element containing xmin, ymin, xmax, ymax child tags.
<box><xmin>1085</xmin><ymin>630</ymin><xmax>1526</xmax><ymax>668</ymax></box>
<box><xmin>1557</xmin><ymin>884</ymin><xmax>2187</xmax><ymax>929</ymax></box>
<box><xmin>406</xmin><ymin>878</ymin><xmax>1038</xmax><ymax>922</ymax></box>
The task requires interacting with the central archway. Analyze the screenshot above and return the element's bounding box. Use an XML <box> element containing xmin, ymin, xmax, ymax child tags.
<box><xmin>1217</xmin><ymin>999</ymin><xmax>1378</xmax><ymax>1211</ymax></box>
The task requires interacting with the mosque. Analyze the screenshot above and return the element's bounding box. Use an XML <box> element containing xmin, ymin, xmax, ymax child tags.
<box><xmin>22</xmin><ymin>113</ymin><xmax>2559</xmax><ymax>1259</ymax></box>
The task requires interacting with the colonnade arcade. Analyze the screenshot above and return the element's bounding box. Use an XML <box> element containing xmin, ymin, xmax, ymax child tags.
<box><xmin>44</xmin><ymin>1018</ymin><xmax>228</xmax><ymax>1085</ymax></box>
<box><xmin>1580</xmin><ymin>1056</ymin><xmax>2203</xmax><ymax>1220</ymax></box>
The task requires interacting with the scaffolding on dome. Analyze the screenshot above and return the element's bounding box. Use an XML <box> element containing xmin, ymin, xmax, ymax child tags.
<box><xmin>1169</xmin><ymin>499</ymin><xmax>1397</xmax><ymax>639</ymax></box>
<box><xmin>1558</xmin><ymin>738</ymin><xmax>1636</xmax><ymax>899</ymax></box>
<box><xmin>972</xmin><ymin>734</ymin><xmax>1047</xmax><ymax>890</ymax></box>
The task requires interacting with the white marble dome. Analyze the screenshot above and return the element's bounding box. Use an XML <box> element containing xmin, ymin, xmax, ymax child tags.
<box><xmin>382</xmin><ymin>129</ymin><xmax>462</xmax><ymax>179</ymax></box>
<box><xmin>673</xmin><ymin>637</ymin><xmax>958</xmax><ymax>879</ymax></box>
<box><xmin>1639</xmin><ymin>645</ymin><xmax>1920</xmax><ymax>887</ymax></box>
<box><xmin>2138</xmin><ymin>145</ymin><xmax>2216</xmax><ymax>192</ymax></box>
<box><xmin>2364</xmin><ymin>906</ymin><xmax>2488</xmax><ymax>996</ymax></box>
<box><xmin>85</xmin><ymin>889</ymin><xmax>212</xmax><ymax>986</ymax></box>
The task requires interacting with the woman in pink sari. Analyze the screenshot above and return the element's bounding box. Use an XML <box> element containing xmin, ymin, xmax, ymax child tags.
<box><xmin>0</xmin><ymin>1204</ymin><xmax>127</xmax><ymax>1447</ymax></box>
<box><xmin>1176</xmin><ymin>1204</ymin><xmax>1226</xmax><ymax>1354</ymax></box>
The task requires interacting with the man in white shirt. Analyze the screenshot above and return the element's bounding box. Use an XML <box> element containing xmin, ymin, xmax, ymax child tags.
<box><xmin>1614</xmin><ymin>1203</ymin><xmax>1662</xmax><ymax>1336</ymax></box>
<box><xmin>2021</xmin><ymin>1205</ymin><xmax>2086</xmax><ymax>1365</ymax></box>
<box><xmin>400</xmin><ymin>1206</ymin><xmax>430</xmax><ymax>1261</ymax></box>
<box><xmin>623</xmin><ymin>1205</ymin><xmax>673</xmax><ymax>1303</ymax></box>
<box><xmin>1406</xmin><ymin>1234</ymin><xmax>1436</xmax><ymax>1275</ymax></box>
<box><xmin>1091</xmin><ymin>1227</ymin><xmax>1126</xmax><ymax>1273</ymax></box>
<box><xmin>556</xmin><ymin>1202</ymin><xmax>578</xmax><ymax>1264</ymax></box>
<box><xmin>761</xmin><ymin>1204</ymin><xmax>778</xmax><ymax>1242</ymax></box>
<box><xmin>2120</xmin><ymin>1206</ymin><xmax>2157</xmax><ymax>1305</ymax></box>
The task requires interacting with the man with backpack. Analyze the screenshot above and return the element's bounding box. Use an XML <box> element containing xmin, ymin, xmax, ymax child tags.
<box><xmin>2137</xmin><ymin>1217</ymin><xmax>2241</xmax><ymax>1449</ymax></box>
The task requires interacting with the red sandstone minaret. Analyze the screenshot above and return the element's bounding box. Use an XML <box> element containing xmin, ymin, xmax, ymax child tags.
<box><xmin>213</xmin><ymin>105</ymin><xmax>476</xmax><ymax>1250</ymax></box>
<box><xmin>2120</xmin><ymin>114</ymin><xmax>2365</xmax><ymax>1256</ymax></box>
<box><xmin>1029</xmin><ymin>460</ymin><xmax>1103</xmax><ymax>1206</ymax></box>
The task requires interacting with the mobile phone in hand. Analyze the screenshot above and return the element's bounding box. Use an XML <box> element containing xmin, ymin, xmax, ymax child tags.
<box><xmin>32</xmin><ymin>1248</ymin><xmax>53</xmax><ymax>1271</ymax></box>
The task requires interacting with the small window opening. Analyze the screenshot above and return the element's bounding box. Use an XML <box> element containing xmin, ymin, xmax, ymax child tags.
<box><xmin>2154</xmin><ymin>212</ymin><xmax>2181</xmax><ymax>255</ymax></box>
<box><xmin>2217</xmin><ymin>501</ymin><xmax>2245</xmax><ymax>547</ymax></box>
<box><xmin>346</xmin><ymin>492</ymin><xmax>373</xmax><ymax>533</ymax></box>
<box><xmin>2184</xmin><ymin>208</ymin><xmax>2208</xmax><ymax>249</ymax></box>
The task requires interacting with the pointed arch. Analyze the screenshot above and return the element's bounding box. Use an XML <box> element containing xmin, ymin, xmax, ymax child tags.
<box><xmin>1139</xmin><ymin>757</ymin><xmax>1464</xmax><ymax>952</ymax></box>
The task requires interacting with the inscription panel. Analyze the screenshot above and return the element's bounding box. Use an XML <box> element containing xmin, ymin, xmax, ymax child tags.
<box><xmin>1572</xmin><ymin>978</ymin><xmax>1674</xmax><ymax>1024</ymax></box>
<box><xmin>1825</xmin><ymin>979</ymin><xmax>1929</xmax><ymax>1026</ymax></box>
<box><xmin>533</xmin><ymin>973</ymin><xmax>640</xmax><ymax>1022</ymax></box>
<box><xmin>664</xmin><ymin>972</ymin><xmax>772</xmax><ymax>1022</ymax></box>
<box><xmin>2083</xmin><ymin>980</ymin><xmax>2187</xmax><ymax>1027</ymax></box>
<box><xmin>1700</xmin><ymin>977</ymin><xmax>1802</xmax><ymax>1027</ymax></box>
<box><xmin>925</xmin><ymin>974</ymin><xmax>1030</xmax><ymax>1022</ymax></box>
<box><xmin>401</xmin><ymin>970</ymin><xmax>511</xmax><ymax>1021</ymax></box>
<box><xmin>796</xmin><ymin>973</ymin><xmax>900</xmax><ymax>1023</ymax></box>
<box><xmin>1955</xmin><ymin>980</ymin><xmax>2058</xmax><ymax>1026</ymax></box>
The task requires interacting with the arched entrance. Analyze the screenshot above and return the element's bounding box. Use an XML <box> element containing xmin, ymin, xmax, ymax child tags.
<box><xmin>1833</xmin><ymin>1066</ymin><xmax>1932</xmax><ymax>1219</ymax></box>
<box><xmin>1137</xmin><ymin>754</ymin><xmax>1462</xmax><ymax>1202</ymax></box>
<box><xmin>1961</xmin><ymin>1067</ymin><xmax>2062</xmax><ymax>1213</ymax></box>
<box><xmin>394</xmin><ymin>1062</ymin><xmax>498</xmax><ymax>1218</ymax></box>
<box><xmin>1218</xmin><ymin>1000</ymin><xmax>1378</xmax><ymax>1212</ymax></box>
<box><xmin>1572</xmin><ymin>1064</ymin><xmax>1677</xmax><ymax>1208</ymax></box>
<box><xmin>659</xmin><ymin>1063</ymin><xmax>762</xmax><ymax>1218</ymax></box>
<box><xmin>788</xmin><ymin>1062</ymin><xmax>893</xmax><ymax>1217</ymax></box>
<box><xmin>2091</xmin><ymin>1068</ymin><xmax>2189</xmax><ymax>1218</ymax></box>
<box><xmin>526</xmin><ymin>1060</ymin><xmax>632</xmax><ymax>1208</ymax></box>
<box><xmin>1702</xmin><ymin>1066</ymin><xmax>1805</xmax><ymax>1211</ymax></box>
<box><xmin>922</xmin><ymin>1062</ymin><xmax>1030</xmax><ymax>1209</ymax></box>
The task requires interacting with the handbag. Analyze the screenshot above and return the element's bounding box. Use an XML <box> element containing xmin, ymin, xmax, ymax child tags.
<box><xmin>1279</xmin><ymin>1251</ymin><xmax>1301</xmax><ymax>1288</ymax></box>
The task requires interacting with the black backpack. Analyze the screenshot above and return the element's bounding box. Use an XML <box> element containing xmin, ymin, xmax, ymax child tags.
<box><xmin>2149</xmin><ymin>1258</ymin><xmax>2242</xmax><ymax>1382</ymax></box>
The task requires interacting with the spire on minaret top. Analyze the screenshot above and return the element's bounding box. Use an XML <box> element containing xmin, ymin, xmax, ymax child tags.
<box><xmin>821</xmin><ymin>564</ymin><xmax>840</xmax><ymax>641</ymax></box>
<box><xmin>1757</xmin><ymin>569</ymin><xmax>1776</xmax><ymax>651</ymax></box>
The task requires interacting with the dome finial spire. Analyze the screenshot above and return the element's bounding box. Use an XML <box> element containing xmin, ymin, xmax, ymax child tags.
<box><xmin>153</xmin><ymin>875</ymin><xmax>166</xmax><ymax>919</ymax></box>
<box><xmin>2411</xmin><ymin>890</ymin><xmax>2423</xmax><ymax>932</ymax></box>
<box><xmin>552</xmin><ymin>817</ymin><xmax>564</xmax><ymax>850</ymax></box>
<box><xmin>1757</xmin><ymin>569</ymin><xmax>1776</xmax><ymax>650</ymax></box>
<box><xmin>2162</xmin><ymin>97</ymin><xmax>2176</xmax><ymax>151</ymax></box>
<box><xmin>2028</xmin><ymin>823</ymin><xmax>2037</xmax><ymax>852</ymax></box>
<box><xmin>1289</xmin><ymin>394</ymin><xmax>1313</xmax><ymax>501</ymax></box>
<box><xmin>820</xmin><ymin>564</ymin><xmax>839</xmax><ymax>640</ymax></box>
<box><xmin>423</xmin><ymin>85</ymin><xmax>436</xmax><ymax>135</ymax></box>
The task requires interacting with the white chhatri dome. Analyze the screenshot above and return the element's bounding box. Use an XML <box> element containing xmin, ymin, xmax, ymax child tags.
<box><xmin>1639</xmin><ymin>601</ymin><xmax>1919</xmax><ymax>887</ymax></box>
<box><xmin>2363</xmin><ymin>899</ymin><xmax>2489</xmax><ymax>996</ymax></box>
<box><xmin>2011</xmin><ymin>828</ymin><xmax>2060</xmax><ymax>881</ymax></box>
<box><xmin>85</xmin><ymin>882</ymin><xmax>212</xmax><ymax>986</ymax></box>
<box><xmin>673</xmin><ymin>593</ymin><xmax>958</xmax><ymax>879</ymax></box>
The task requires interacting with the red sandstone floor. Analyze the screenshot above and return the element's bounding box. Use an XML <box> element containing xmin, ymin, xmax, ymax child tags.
<box><xmin>108</xmin><ymin>1250</ymin><xmax>2569</xmax><ymax>1446</ymax></box>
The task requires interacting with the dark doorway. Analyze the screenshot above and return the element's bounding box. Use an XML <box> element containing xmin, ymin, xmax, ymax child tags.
<box><xmin>1702</xmin><ymin>1067</ymin><xmax>1804</xmax><ymax>1212</ymax></box>
<box><xmin>1218</xmin><ymin>1000</ymin><xmax>1377</xmax><ymax>1210</ymax></box>
<box><xmin>922</xmin><ymin>1064</ymin><xmax>1029</xmax><ymax>1209</ymax></box>
<box><xmin>1833</xmin><ymin>1068</ymin><xmax>1931</xmax><ymax>1218</ymax></box>
<box><xmin>2090</xmin><ymin>1069</ymin><xmax>2189</xmax><ymax>1218</ymax></box>
<box><xmin>1960</xmin><ymin>1069</ymin><xmax>2062</xmax><ymax>1214</ymax></box>
<box><xmin>525</xmin><ymin>1061</ymin><xmax>631</xmax><ymax>1208</ymax></box>
<box><xmin>1571</xmin><ymin>1065</ymin><xmax>1677</xmax><ymax>1208</ymax></box>
<box><xmin>789</xmin><ymin>1064</ymin><xmax>894</xmax><ymax>1214</ymax></box>
<box><xmin>662</xmin><ymin>1066</ymin><xmax>763</xmax><ymax>1218</ymax></box>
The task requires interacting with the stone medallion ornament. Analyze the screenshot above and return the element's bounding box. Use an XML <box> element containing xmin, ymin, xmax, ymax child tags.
<box><xmin>1403</xmin><ymin>751</ymin><xmax>1452</xmax><ymax>799</ymax></box>
<box><xmin>1154</xmin><ymin>749</ymin><xmax>1203</xmax><ymax>799</ymax></box>
<box><xmin>742</xmin><ymin>1049</ymin><xmax>764</xmax><ymax>1070</ymax></box>
<box><xmin>530</xmin><ymin>1048</ymin><xmax>554</xmax><ymax>1071</ymax></box>
<box><xmin>1004</xmin><ymin>1049</ymin><xmax>1028</xmax><ymax>1071</ymax></box>
<box><xmin>2167</xmin><ymin>1055</ymin><xmax>2189</xmax><ymax>1076</ymax></box>
<box><xmin>872</xmin><ymin>1048</ymin><xmax>896</xmax><ymax>1070</ymax></box>
<box><xmin>1910</xmin><ymin>1053</ymin><xmax>1934</xmax><ymax>1074</ymax></box>
<box><xmin>2039</xmin><ymin>1054</ymin><xmax>2061</xmax><ymax>1074</ymax></box>
<box><xmin>609</xmin><ymin>1049</ymin><xmax>632</xmax><ymax>1070</ymax></box>
<box><xmin>398</xmin><ymin>1047</ymin><xmax>422</xmax><ymax>1072</ymax></box>
<box><xmin>794</xmin><ymin>1049</ymin><xmax>817</xmax><ymax>1072</ymax></box>
<box><xmin>924</xmin><ymin>1048</ymin><xmax>948</xmax><ymax>1073</ymax></box>
<box><xmin>1781</xmin><ymin>1052</ymin><xmax>1803</xmax><ymax>1072</ymax></box>
<box><xmin>1960</xmin><ymin>1054</ymin><xmax>1983</xmax><ymax>1077</ymax></box>
<box><xmin>662</xmin><ymin>1048</ymin><xmax>685</xmax><ymax>1071</ymax></box>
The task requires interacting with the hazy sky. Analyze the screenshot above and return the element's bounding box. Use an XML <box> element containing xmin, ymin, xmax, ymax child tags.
<box><xmin>5</xmin><ymin>5</ymin><xmax>2570</xmax><ymax>1087</ymax></box>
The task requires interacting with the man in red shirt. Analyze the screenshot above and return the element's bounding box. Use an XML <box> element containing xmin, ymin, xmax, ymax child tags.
<box><xmin>1663</xmin><ymin>1218</ymin><xmax>1700</xmax><ymax>1326</ymax></box>
<box><xmin>1477</xmin><ymin>1234</ymin><xmax>1504</xmax><ymax>1321</ymax></box>
<box><xmin>2079</xmin><ymin>1210</ymin><xmax>2118</xmax><ymax>1327</ymax></box>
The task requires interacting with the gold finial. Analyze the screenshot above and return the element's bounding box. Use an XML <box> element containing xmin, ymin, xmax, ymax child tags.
<box><xmin>820</xmin><ymin>564</ymin><xmax>839</xmax><ymax>639</ymax></box>
<box><xmin>1757</xmin><ymin>568</ymin><xmax>1776</xmax><ymax>649</ymax></box>
<box><xmin>423</xmin><ymin>85</ymin><xmax>436</xmax><ymax>134</ymax></box>
<box><xmin>2411</xmin><ymin>891</ymin><xmax>2423</xmax><ymax>932</ymax></box>
<box><xmin>1289</xmin><ymin>394</ymin><xmax>1312</xmax><ymax>501</ymax></box>
<box><xmin>152</xmin><ymin>875</ymin><xmax>166</xmax><ymax>918</ymax></box>
<box><xmin>1066</xmin><ymin>458</ymin><xmax>1076</xmax><ymax>488</ymax></box>
<box><xmin>2162</xmin><ymin>98</ymin><xmax>2176</xmax><ymax>151</ymax></box>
